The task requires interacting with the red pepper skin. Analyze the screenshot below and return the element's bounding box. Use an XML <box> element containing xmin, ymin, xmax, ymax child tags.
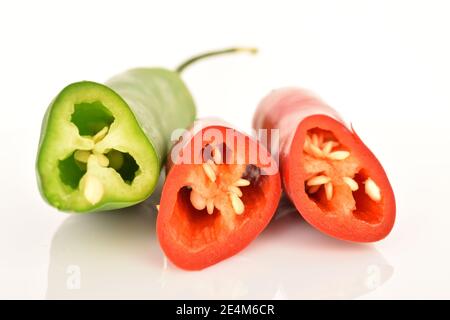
<box><xmin>157</xmin><ymin>119</ymin><xmax>281</xmax><ymax>270</ymax></box>
<box><xmin>253</xmin><ymin>88</ymin><xmax>396</xmax><ymax>242</ymax></box>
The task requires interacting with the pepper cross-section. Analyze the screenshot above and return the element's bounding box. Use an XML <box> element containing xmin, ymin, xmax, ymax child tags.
<box><xmin>37</xmin><ymin>69</ymin><xmax>195</xmax><ymax>212</ymax></box>
<box><xmin>157</xmin><ymin>119</ymin><xmax>282</xmax><ymax>270</ymax></box>
<box><xmin>253</xmin><ymin>88</ymin><xmax>396</xmax><ymax>242</ymax></box>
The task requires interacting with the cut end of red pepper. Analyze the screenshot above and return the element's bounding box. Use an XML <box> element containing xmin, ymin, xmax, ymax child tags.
<box><xmin>171</xmin><ymin>162</ymin><xmax>268</xmax><ymax>245</ymax></box>
<box><xmin>253</xmin><ymin>87</ymin><xmax>396</xmax><ymax>243</ymax></box>
<box><xmin>289</xmin><ymin>115</ymin><xmax>395</xmax><ymax>242</ymax></box>
<box><xmin>303</xmin><ymin>128</ymin><xmax>383</xmax><ymax>224</ymax></box>
<box><xmin>157</xmin><ymin>123</ymin><xmax>281</xmax><ymax>270</ymax></box>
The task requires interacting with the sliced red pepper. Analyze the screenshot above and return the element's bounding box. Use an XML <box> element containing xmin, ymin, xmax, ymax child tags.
<box><xmin>157</xmin><ymin>119</ymin><xmax>281</xmax><ymax>270</ymax></box>
<box><xmin>253</xmin><ymin>88</ymin><xmax>395</xmax><ymax>242</ymax></box>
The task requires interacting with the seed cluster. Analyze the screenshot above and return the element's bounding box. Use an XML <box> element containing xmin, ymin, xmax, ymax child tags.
<box><xmin>188</xmin><ymin>146</ymin><xmax>251</xmax><ymax>215</ymax></box>
<box><xmin>72</xmin><ymin>126</ymin><xmax>122</xmax><ymax>205</ymax></box>
<box><xmin>303</xmin><ymin>132</ymin><xmax>381</xmax><ymax>202</ymax></box>
<box><xmin>74</xmin><ymin>127</ymin><xmax>111</xmax><ymax>168</ymax></box>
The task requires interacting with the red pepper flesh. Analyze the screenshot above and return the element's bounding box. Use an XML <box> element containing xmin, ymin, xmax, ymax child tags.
<box><xmin>157</xmin><ymin>119</ymin><xmax>281</xmax><ymax>270</ymax></box>
<box><xmin>253</xmin><ymin>88</ymin><xmax>395</xmax><ymax>242</ymax></box>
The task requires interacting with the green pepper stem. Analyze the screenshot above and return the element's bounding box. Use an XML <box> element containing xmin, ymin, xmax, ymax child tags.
<box><xmin>176</xmin><ymin>47</ymin><xmax>258</xmax><ymax>74</ymax></box>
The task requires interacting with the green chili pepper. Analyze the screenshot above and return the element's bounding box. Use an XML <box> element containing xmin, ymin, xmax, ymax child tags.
<box><xmin>36</xmin><ymin>47</ymin><xmax>257</xmax><ymax>213</ymax></box>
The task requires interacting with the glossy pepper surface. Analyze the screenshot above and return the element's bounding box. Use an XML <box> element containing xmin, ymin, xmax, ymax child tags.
<box><xmin>157</xmin><ymin>119</ymin><xmax>281</xmax><ymax>270</ymax></box>
<box><xmin>253</xmin><ymin>88</ymin><xmax>395</xmax><ymax>242</ymax></box>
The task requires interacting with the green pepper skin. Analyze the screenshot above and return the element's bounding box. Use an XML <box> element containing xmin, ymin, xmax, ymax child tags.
<box><xmin>107</xmin><ymin>68</ymin><xmax>195</xmax><ymax>161</ymax></box>
<box><xmin>37</xmin><ymin>68</ymin><xmax>195</xmax><ymax>213</ymax></box>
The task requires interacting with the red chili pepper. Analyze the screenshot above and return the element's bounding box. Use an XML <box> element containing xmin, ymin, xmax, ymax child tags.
<box><xmin>157</xmin><ymin>119</ymin><xmax>281</xmax><ymax>270</ymax></box>
<box><xmin>253</xmin><ymin>88</ymin><xmax>395</xmax><ymax>242</ymax></box>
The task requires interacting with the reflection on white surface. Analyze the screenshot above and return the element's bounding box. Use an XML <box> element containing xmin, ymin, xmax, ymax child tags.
<box><xmin>46</xmin><ymin>196</ymin><xmax>393</xmax><ymax>299</ymax></box>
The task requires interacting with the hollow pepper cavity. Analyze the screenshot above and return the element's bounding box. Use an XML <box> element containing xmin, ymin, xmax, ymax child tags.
<box><xmin>157</xmin><ymin>119</ymin><xmax>281</xmax><ymax>270</ymax></box>
<box><xmin>253</xmin><ymin>88</ymin><xmax>395</xmax><ymax>242</ymax></box>
<box><xmin>36</xmin><ymin>48</ymin><xmax>255</xmax><ymax>212</ymax></box>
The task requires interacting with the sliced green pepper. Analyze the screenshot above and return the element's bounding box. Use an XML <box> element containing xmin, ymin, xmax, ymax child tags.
<box><xmin>36</xmin><ymin>47</ymin><xmax>256</xmax><ymax>213</ymax></box>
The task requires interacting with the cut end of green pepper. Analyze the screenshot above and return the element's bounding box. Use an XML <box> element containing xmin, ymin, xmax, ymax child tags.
<box><xmin>37</xmin><ymin>81</ymin><xmax>160</xmax><ymax>212</ymax></box>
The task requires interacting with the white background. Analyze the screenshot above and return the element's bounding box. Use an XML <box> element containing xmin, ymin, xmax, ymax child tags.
<box><xmin>0</xmin><ymin>0</ymin><xmax>449</xmax><ymax>299</ymax></box>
